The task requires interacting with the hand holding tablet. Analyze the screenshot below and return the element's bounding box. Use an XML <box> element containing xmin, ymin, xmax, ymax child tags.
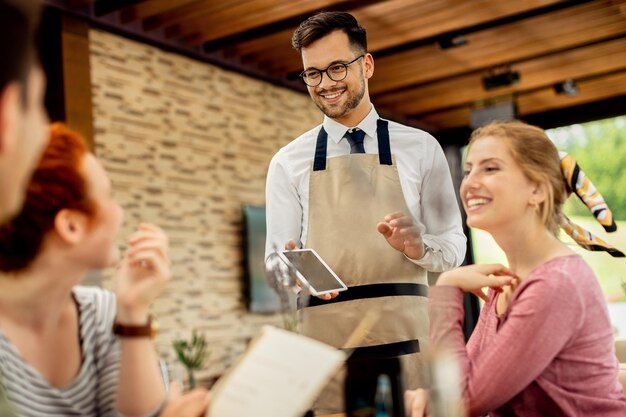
<box><xmin>277</xmin><ymin>249</ymin><xmax>347</xmax><ymax>297</ymax></box>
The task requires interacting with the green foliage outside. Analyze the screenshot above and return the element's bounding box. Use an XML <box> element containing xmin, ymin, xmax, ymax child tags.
<box><xmin>547</xmin><ymin>116</ymin><xmax>626</xmax><ymax>218</ymax></box>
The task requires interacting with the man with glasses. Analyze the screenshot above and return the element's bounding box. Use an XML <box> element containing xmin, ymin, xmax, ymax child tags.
<box><xmin>265</xmin><ymin>11</ymin><xmax>466</xmax><ymax>414</ymax></box>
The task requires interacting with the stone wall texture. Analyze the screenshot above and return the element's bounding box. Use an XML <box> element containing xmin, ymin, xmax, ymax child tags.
<box><xmin>89</xmin><ymin>29</ymin><xmax>321</xmax><ymax>382</ymax></box>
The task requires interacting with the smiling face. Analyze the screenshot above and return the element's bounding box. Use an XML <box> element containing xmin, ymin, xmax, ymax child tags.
<box><xmin>301</xmin><ymin>30</ymin><xmax>373</xmax><ymax>126</ymax></box>
<box><xmin>460</xmin><ymin>135</ymin><xmax>543</xmax><ymax>234</ymax></box>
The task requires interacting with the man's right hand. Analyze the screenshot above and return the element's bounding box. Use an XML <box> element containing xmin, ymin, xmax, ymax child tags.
<box><xmin>283</xmin><ymin>239</ymin><xmax>338</xmax><ymax>300</ymax></box>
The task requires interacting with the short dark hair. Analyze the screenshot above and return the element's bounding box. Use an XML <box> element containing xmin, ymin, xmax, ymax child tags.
<box><xmin>0</xmin><ymin>0</ymin><xmax>41</xmax><ymax>97</ymax></box>
<box><xmin>292</xmin><ymin>11</ymin><xmax>367</xmax><ymax>54</ymax></box>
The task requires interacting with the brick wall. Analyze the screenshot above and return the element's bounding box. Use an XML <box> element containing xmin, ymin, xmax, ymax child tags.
<box><xmin>89</xmin><ymin>29</ymin><xmax>321</xmax><ymax>381</ymax></box>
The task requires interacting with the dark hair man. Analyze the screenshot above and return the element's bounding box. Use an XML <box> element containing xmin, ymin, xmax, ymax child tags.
<box><xmin>265</xmin><ymin>11</ymin><xmax>466</xmax><ymax>414</ymax></box>
<box><xmin>0</xmin><ymin>0</ymin><xmax>49</xmax><ymax>224</ymax></box>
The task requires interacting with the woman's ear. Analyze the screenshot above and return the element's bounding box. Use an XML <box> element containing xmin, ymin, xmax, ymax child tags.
<box><xmin>54</xmin><ymin>209</ymin><xmax>88</xmax><ymax>245</ymax></box>
<box><xmin>529</xmin><ymin>181</ymin><xmax>547</xmax><ymax>206</ymax></box>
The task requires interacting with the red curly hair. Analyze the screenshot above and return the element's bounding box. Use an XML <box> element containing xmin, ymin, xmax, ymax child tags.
<box><xmin>0</xmin><ymin>123</ymin><xmax>94</xmax><ymax>272</ymax></box>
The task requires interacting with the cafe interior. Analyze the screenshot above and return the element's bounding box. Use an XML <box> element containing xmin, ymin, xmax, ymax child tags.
<box><xmin>7</xmin><ymin>0</ymin><xmax>626</xmax><ymax>415</ymax></box>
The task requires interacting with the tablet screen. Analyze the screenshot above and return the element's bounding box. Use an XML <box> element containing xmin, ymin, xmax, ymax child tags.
<box><xmin>280</xmin><ymin>250</ymin><xmax>346</xmax><ymax>294</ymax></box>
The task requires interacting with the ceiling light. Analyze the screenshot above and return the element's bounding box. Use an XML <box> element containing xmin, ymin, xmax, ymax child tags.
<box><xmin>554</xmin><ymin>79</ymin><xmax>579</xmax><ymax>96</ymax></box>
<box><xmin>438</xmin><ymin>34</ymin><xmax>468</xmax><ymax>49</ymax></box>
<box><xmin>482</xmin><ymin>67</ymin><xmax>520</xmax><ymax>90</ymax></box>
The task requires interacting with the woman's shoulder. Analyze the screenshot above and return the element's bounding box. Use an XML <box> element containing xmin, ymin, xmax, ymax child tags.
<box><xmin>72</xmin><ymin>286</ymin><xmax>117</xmax><ymax>332</ymax></box>
<box><xmin>532</xmin><ymin>254</ymin><xmax>594</xmax><ymax>280</ymax></box>
<box><xmin>73</xmin><ymin>286</ymin><xmax>116</xmax><ymax>309</ymax></box>
<box><xmin>523</xmin><ymin>254</ymin><xmax>596</xmax><ymax>300</ymax></box>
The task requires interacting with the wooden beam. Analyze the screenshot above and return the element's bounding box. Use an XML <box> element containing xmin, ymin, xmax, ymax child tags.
<box><xmin>120</xmin><ymin>0</ymin><xmax>201</xmax><ymax>23</ymax></box>
<box><xmin>141</xmin><ymin>0</ymin><xmax>243</xmax><ymax>31</ymax></box>
<box><xmin>171</xmin><ymin>0</ymin><xmax>373</xmax><ymax>45</ymax></box>
<box><xmin>524</xmin><ymin>95</ymin><xmax>626</xmax><ymax>130</ymax></box>
<box><xmin>61</xmin><ymin>14</ymin><xmax>94</xmax><ymax>149</ymax></box>
<box><xmin>370</xmin><ymin>0</ymin><xmax>626</xmax><ymax>94</ymax></box>
<box><xmin>272</xmin><ymin>0</ymin><xmax>573</xmax><ymax>75</ymax></box>
<box><xmin>93</xmin><ymin>0</ymin><xmax>150</xmax><ymax>17</ymax></box>
<box><xmin>375</xmin><ymin>38</ymin><xmax>626</xmax><ymax>116</ymax></box>
<box><xmin>199</xmin><ymin>0</ymin><xmax>388</xmax><ymax>52</ymax></box>
<box><xmin>414</xmin><ymin>70</ymin><xmax>626</xmax><ymax>130</ymax></box>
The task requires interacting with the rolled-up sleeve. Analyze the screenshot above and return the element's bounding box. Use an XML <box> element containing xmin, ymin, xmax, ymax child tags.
<box><xmin>265</xmin><ymin>150</ymin><xmax>303</xmax><ymax>261</ymax></box>
<box><xmin>409</xmin><ymin>142</ymin><xmax>466</xmax><ymax>272</ymax></box>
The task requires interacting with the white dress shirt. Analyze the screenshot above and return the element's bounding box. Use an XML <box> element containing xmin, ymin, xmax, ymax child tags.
<box><xmin>265</xmin><ymin>106</ymin><xmax>466</xmax><ymax>272</ymax></box>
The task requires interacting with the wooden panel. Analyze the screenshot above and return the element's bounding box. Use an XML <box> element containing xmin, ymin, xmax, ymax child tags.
<box><xmin>416</xmin><ymin>71</ymin><xmax>626</xmax><ymax>130</ymax></box>
<box><xmin>376</xmin><ymin>38</ymin><xmax>626</xmax><ymax>116</ymax></box>
<box><xmin>371</xmin><ymin>0</ymin><xmax>626</xmax><ymax>94</ymax></box>
<box><xmin>170</xmin><ymin>0</ymin><xmax>355</xmax><ymax>44</ymax></box>
<box><xmin>120</xmin><ymin>0</ymin><xmax>201</xmax><ymax>23</ymax></box>
<box><xmin>243</xmin><ymin>0</ymin><xmax>567</xmax><ymax>75</ymax></box>
<box><xmin>518</xmin><ymin>71</ymin><xmax>626</xmax><ymax>114</ymax></box>
<box><xmin>198</xmin><ymin>0</ymin><xmax>564</xmax><ymax>68</ymax></box>
<box><xmin>61</xmin><ymin>14</ymin><xmax>94</xmax><ymax>149</ymax></box>
<box><xmin>358</xmin><ymin>0</ymin><xmax>566</xmax><ymax>52</ymax></box>
<box><xmin>141</xmin><ymin>0</ymin><xmax>245</xmax><ymax>31</ymax></box>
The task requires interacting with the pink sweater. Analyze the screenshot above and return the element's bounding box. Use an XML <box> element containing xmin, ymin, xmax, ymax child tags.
<box><xmin>430</xmin><ymin>255</ymin><xmax>626</xmax><ymax>416</ymax></box>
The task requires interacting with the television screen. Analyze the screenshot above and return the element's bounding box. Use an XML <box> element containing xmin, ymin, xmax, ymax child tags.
<box><xmin>242</xmin><ymin>205</ymin><xmax>281</xmax><ymax>313</ymax></box>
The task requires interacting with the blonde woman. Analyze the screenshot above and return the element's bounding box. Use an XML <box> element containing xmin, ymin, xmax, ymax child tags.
<box><xmin>407</xmin><ymin>121</ymin><xmax>626</xmax><ymax>416</ymax></box>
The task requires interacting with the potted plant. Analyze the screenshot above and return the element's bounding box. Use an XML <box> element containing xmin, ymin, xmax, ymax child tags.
<box><xmin>172</xmin><ymin>330</ymin><xmax>209</xmax><ymax>389</ymax></box>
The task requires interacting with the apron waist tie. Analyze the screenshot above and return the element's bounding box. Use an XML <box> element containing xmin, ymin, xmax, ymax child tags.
<box><xmin>343</xmin><ymin>339</ymin><xmax>420</xmax><ymax>359</ymax></box>
<box><xmin>298</xmin><ymin>282</ymin><xmax>428</xmax><ymax>309</ymax></box>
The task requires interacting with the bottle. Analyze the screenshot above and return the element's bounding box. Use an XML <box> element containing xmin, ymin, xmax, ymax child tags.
<box><xmin>428</xmin><ymin>349</ymin><xmax>467</xmax><ymax>417</ymax></box>
<box><xmin>374</xmin><ymin>373</ymin><xmax>393</xmax><ymax>417</ymax></box>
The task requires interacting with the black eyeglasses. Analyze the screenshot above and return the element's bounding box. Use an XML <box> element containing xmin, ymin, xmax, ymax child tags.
<box><xmin>299</xmin><ymin>55</ymin><xmax>364</xmax><ymax>87</ymax></box>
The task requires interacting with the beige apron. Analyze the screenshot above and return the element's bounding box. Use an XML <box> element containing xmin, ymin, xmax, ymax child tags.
<box><xmin>300</xmin><ymin>120</ymin><xmax>429</xmax><ymax>414</ymax></box>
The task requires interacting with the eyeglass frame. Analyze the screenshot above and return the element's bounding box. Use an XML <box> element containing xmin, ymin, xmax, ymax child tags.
<box><xmin>299</xmin><ymin>55</ymin><xmax>365</xmax><ymax>87</ymax></box>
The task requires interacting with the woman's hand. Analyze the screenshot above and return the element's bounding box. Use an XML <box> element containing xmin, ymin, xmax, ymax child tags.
<box><xmin>377</xmin><ymin>211</ymin><xmax>425</xmax><ymax>260</ymax></box>
<box><xmin>115</xmin><ymin>223</ymin><xmax>171</xmax><ymax>324</ymax></box>
<box><xmin>437</xmin><ymin>264</ymin><xmax>517</xmax><ymax>302</ymax></box>
<box><xmin>404</xmin><ymin>388</ymin><xmax>429</xmax><ymax>417</ymax></box>
<box><xmin>159</xmin><ymin>381</ymin><xmax>209</xmax><ymax>417</ymax></box>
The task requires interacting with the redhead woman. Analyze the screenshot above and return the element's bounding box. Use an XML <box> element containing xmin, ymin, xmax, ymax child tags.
<box><xmin>406</xmin><ymin>121</ymin><xmax>626</xmax><ymax>417</ymax></box>
<box><xmin>0</xmin><ymin>123</ymin><xmax>207</xmax><ymax>416</ymax></box>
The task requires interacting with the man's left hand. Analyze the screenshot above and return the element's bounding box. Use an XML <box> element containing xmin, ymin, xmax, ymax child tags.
<box><xmin>377</xmin><ymin>211</ymin><xmax>425</xmax><ymax>260</ymax></box>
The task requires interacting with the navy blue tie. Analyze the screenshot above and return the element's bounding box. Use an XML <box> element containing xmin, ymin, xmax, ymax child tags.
<box><xmin>345</xmin><ymin>129</ymin><xmax>366</xmax><ymax>154</ymax></box>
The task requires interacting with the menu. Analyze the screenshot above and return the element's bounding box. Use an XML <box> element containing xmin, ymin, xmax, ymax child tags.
<box><xmin>206</xmin><ymin>326</ymin><xmax>345</xmax><ymax>417</ymax></box>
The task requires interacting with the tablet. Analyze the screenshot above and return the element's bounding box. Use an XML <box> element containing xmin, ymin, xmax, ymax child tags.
<box><xmin>277</xmin><ymin>249</ymin><xmax>347</xmax><ymax>296</ymax></box>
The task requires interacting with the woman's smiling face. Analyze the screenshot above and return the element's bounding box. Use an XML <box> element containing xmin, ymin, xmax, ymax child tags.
<box><xmin>460</xmin><ymin>135</ymin><xmax>538</xmax><ymax>233</ymax></box>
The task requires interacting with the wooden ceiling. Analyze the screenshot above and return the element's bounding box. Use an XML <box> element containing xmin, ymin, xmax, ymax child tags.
<box><xmin>47</xmin><ymin>0</ymin><xmax>626</xmax><ymax>137</ymax></box>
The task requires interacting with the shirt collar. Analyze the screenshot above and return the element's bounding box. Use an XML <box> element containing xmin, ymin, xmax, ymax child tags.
<box><xmin>322</xmin><ymin>105</ymin><xmax>380</xmax><ymax>144</ymax></box>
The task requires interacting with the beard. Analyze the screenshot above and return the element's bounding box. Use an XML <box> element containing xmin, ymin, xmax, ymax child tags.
<box><xmin>312</xmin><ymin>77</ymin><xmax>366</xmax><ymax>120</ymax></box>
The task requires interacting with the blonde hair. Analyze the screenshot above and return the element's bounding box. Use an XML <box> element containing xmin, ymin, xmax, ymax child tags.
<box><xmin>469</xmin><ymin>121</ymin><xmax>566</xmax><ymax>236</ymax></box>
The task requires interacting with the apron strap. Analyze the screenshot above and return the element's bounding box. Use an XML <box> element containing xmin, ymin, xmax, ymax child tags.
<box><xmin>298</xmin><ymin>282</ymin><xmax>428</xmax><ymax>309</ymax></box>
<box><xmin>344</xmin><ymin>339</ymin><xmax>420</xmax><ymax>358</ymax></box>
<box><xmin>376</xmin><ymin>119</ymin><xmax>392</xmax><ymax>165</ymax></box>
<box><xmin>312</xmin><ymin>120</ymin><xmax>393</xmax><ymax>171</ymax></box>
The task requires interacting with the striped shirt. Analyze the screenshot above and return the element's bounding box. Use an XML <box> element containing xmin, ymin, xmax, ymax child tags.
<box><xmin>0</xmin><ymin>286</ymin><xmax>121</xmax><ymax>417</ymax></box>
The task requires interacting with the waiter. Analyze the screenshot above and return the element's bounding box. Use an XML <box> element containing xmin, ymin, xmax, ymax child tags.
<box><xmin>265</xmin><ymin>11</ymin><xmax>466</xmax><ymax>414</ymax></box>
